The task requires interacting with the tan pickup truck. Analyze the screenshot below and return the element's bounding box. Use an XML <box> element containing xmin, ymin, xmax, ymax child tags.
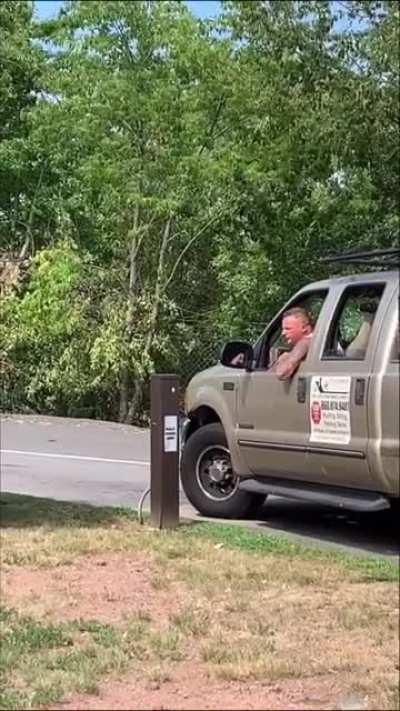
<box><xmin>180</xmin><ymin>249</ymin><xmax>399</xmax><ymax>518</ymax></box>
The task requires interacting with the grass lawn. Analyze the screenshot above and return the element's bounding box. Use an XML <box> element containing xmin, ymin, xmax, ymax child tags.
<box><xmin>0</xmin><ymin>493</ymin><xmax>399</xmax><ymax>711</ymax></box>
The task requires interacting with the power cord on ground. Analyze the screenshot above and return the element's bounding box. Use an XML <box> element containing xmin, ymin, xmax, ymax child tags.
<box><xmin>138</xmin><ymin>487</ymin><xmax>151</xmax><ymax>525</ymax></box>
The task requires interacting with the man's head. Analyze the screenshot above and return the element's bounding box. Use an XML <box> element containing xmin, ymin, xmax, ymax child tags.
<box><xmin>281</xmin><ymin>307</ymin><xmax>313</xmax><ymax>346</ymax></box>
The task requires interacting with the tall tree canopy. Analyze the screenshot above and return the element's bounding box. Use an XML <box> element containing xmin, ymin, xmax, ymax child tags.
<box><xmin>1</xmin><ymin>0</ymin><xmax>398</xmax><ymax>421</ymax></box>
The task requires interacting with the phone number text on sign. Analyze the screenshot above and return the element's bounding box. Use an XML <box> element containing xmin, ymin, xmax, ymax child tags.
<box><xmin>310</xmin><ymin>376</ymin><xmax>351</xmax><ymax>445</ymax></box>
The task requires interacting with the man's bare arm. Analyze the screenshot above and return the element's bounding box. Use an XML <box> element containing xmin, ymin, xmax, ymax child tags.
<box><xmin>275</xmin><ymin>338</ymin><xmax>310</xmax><ymax>380</ymax></box>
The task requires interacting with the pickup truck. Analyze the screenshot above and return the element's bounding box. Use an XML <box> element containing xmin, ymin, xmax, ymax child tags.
<box><xmin>180</xmin><ymin>250</ymin><xmax>399</xmax><ymax>518</ymax></box>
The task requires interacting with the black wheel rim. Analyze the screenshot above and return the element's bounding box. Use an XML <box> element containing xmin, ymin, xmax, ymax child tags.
<box><xmin>195</xmin><ymin>445</ymin><xmax>239</xmax><ymax>501</ymax></box>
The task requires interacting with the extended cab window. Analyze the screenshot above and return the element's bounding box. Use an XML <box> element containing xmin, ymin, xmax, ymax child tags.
<box><xmin>323</xmin><ymin>284</ymin><xmax>385</xmax><ymax>360</ymax></box>
<box><xmin>391</xmin><ymin>332</ymin><xmax>399</xmax><ymax>362</ymax></box>
<box><xmin>390</xmin><ymin>303</ymin><xmax>399</xmax><ymax>362</ymax></box>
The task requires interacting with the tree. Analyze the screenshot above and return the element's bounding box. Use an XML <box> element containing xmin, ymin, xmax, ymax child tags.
<box><xmin>210</xmin><ymin>0</ymin><xmax>399</xmax><ymax>336</ymax></box>
<box><xmin>0</xmin><ymin>0</ymin><xmax>44</xmax><ymax>255</ymax></box>
<box><xmin>3</xmin><ymin>1</ymin><xmax>239</xmax><ymax>421</ymax></box>
<box><xmin>1</xmin><ymin>1</ymin><xmax>398</xmax><ymax>422</ymax></box>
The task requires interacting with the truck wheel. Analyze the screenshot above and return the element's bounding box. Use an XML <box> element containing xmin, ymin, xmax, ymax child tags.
<box><xmin>181</xmin><ymin>422</ymin><xmax>264</xmax><ymax>518</ymax></box>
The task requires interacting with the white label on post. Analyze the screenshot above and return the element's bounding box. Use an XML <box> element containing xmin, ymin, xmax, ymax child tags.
<box><xmin>164</xmin><ymin>415</ymin><xmax>178</xmax><ymax>452</ymax></box>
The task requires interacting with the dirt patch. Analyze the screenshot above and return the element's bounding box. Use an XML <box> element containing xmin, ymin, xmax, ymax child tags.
<box><xmin>48</xmin><ymin>663</ymin><xmax>349</xmax><ymax>710</ymax></box>
<box><xmin>1</xmin><ymin>514</ymin><xmax>398</xmax><ymax>711</ymax></box>
<box><xmin>1</xmin><ymin>552</ymin><xmax>184</xmax><ymax>626</ymax></box>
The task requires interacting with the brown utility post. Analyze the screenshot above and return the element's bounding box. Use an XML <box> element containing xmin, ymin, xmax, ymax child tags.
<box><xmin>150</xmin><ymin>374</ymin><xmax>180</xmax><ymax>529</ymax></box>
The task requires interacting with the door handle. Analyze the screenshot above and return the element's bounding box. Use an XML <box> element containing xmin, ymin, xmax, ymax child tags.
<box><xmin>297</xmin><ymin>377</ymin><xmax>307</xmax><ymax>403</ymax></box>
<box><xmin>354</xmin><ymin>378</ymin><xmax>366</xmax><ymax>405</ymax></box>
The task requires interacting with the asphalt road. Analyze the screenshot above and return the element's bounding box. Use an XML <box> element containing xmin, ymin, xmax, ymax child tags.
<box><xmin>1</xmin><ymin>414</ymin><xmax>398</xmax><ymax>561</ymax></box>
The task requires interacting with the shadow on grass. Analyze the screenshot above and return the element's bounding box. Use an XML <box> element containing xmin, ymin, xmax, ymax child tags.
<box><xmin>0</xmin><ymin>492</ymin><xmax>137</xmax><ymax>529</ymax></box>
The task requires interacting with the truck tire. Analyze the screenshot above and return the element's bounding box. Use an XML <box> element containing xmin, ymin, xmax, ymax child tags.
<box><xmin>180</xmin><ymin>422</ymin><xmax>264</xmax><ymax>518</ymax></box>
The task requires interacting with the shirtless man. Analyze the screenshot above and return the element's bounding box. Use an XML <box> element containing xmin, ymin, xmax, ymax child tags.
<box><xmin>272</xmin><ymin>307</ymin><xmax>313</xmax><ymax>380</ymax></box>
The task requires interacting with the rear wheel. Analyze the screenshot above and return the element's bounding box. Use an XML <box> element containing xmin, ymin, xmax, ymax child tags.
<box><xmin>181</xmin><ymin>422</ymin><xmax>264</xmax><ymax>518</ymax></box>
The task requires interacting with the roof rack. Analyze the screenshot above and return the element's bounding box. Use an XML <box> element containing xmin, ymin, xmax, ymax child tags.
<box><xmin>320</xmin><ymin>247</ymin><xmax>400</xmax><ymax>269</ymax></box>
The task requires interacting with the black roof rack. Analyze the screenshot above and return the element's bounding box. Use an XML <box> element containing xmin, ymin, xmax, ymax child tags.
<box><xmin>320</xmin><ymin>247</ymin><xmax>400</xmax><ymax>269</ymax></box>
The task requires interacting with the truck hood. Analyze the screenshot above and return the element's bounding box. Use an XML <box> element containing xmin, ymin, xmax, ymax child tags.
<box><xmin>184</xmin><ymin>363</ymin><xmax>233</xmax><ymax>413</ymax></box>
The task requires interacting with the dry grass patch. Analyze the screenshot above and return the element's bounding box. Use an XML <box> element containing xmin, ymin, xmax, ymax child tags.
<box><xmin>1</xmin><ymin>552</ymin><xmax>187</xmax><ymax>628</ymax></box>
<box><xmin>1</xmin><ymin>494</ymin><xmax>398</xmax><ymax>710</ymax></box>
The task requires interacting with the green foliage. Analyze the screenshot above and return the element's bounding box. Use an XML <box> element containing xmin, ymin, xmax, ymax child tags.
<box><xmin>0</xmin><ymin>1</ymin><xmax>45</xmax><ymax>251</ymax></box>
<box><xmin>0</xmin><ymin>1</ymin><xmax>40</xmax><ymax>141</ymax></box>
<box><xmin>0</xmin><ymin>0</ymin><xmax>398</xmax><ymax>421</ymax></box>
<box><xmin>1</xmin><ymin>243</ymin><xmax>111</xmax><ymax>417</ymax></box>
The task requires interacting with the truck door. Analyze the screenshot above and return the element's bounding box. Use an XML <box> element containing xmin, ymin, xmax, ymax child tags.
<box><xmin>368</xmin><ymin>291</ymin><xmax>399</xmax><ymax>496</ymax></box>
<box><xmin>305</xmin><ymin>281</ymin><xmax>391</xmax><ymax>490</ymax></box>
<box><xmin>236</xmin><ymin>290</ymin><xmax>328</xmax><ymax>481</ymax></box>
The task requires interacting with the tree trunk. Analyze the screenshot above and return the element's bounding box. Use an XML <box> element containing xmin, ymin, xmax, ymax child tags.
<box><xmin>126</xmin><ymin>378</ymin><xmax>145</xmax><ymax>425</ymax></box>
<box><xmin>144</xmin><ymin>216</ymin><xmax>171</xmax><ymax>355</ymax></box>
<box><xmin>18</xmin><ymin>235</ymin><xmax>30</xmax><ymax>260</ymax></box>
<box><xmin>125</xmin><ymin>216</ymin><xmax>172</xmax><ymax>424</ymax></box>
<box><xmin>119</xmin><ymin>206</ymin><xmax>141</xmax><ymax>422</ymax></box>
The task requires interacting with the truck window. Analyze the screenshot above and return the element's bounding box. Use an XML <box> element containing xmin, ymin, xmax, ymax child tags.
<box><xmin>390</xmin><ymin>305</ymin><xmax>399</xmax><ymax>362</ymax></box>
<box><xmin>323</xmin><ymin>284</ymin><xmax>385</xmax><ymax>360</ymax></box>
<box><xmin>258</xmin><ymin>290</ymin><xmax>328</xmax><ymax>368</ymax></box>
<box><xmin>391</xmin><ymin>332</ymin><xmax>399</xmax><ymax>361</ymax></box>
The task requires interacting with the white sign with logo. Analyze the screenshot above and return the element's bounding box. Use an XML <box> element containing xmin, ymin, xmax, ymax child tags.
<box><xmin>310</xmin><ymin>376</ymin><xmax>351</xmax><ymax>444</ymax></box>
<box><xmin>164</xmin><ymin>415</ymin><xmax>178</xmax><ymax>453</ymax></box>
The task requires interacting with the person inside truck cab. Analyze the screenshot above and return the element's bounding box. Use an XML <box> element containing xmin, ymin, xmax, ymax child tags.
<box><xmin>230</xmin><ymin>306</ymin><xmax>314</xmax><ymax>375</ymax></box>
<box><xmin>271</xmin><ymin>307</ymin><xmax>314</xmax><ymax>380</ymax></box>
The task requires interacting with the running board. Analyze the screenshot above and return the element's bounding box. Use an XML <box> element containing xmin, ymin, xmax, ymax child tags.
<box><xmin>239</xmin><ymin>477</ymin><xmax>391</xmax><ymax>512</ymax></box>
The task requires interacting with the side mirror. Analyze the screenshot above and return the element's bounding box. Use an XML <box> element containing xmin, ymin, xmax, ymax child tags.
<box><xmin>220</xmin><ymin>341</ymin><xmax>254</xmax><ymax>370</ymax></box>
